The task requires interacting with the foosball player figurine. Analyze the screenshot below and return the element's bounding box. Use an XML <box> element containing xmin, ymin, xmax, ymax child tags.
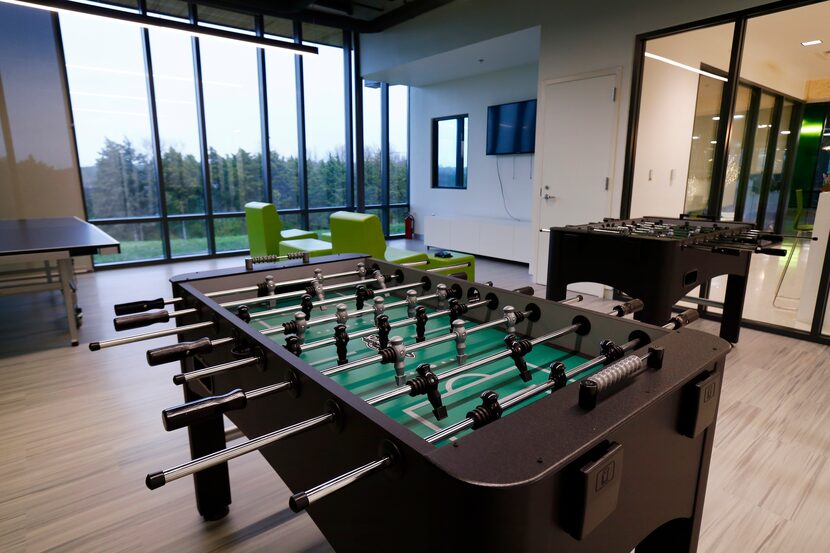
<box><xmin>451</xmin><ymin>319</ymin><xmax>467</xmax><ymax>363</ymax></box>
<box><xmin>406</xmin><ymin>289</ymin><xmax>418</xmax><ymax>317</ymax></box>
<box><xmin>406</xmin><ymin>363</ymin><xmax>447</xmax><ymax>420</ymax></box>
<box><xmin>376</xmin><ymin>315</ymin><xmax>391</xmax><ymax>349</ymax></box>
<box><xmin>415</xmin><ymin>306</ymin><xmax>428</xmax><ymax>343</ymax></box>
<box><xmin>281</xmin><ymin>312</ymin><xmax>308</xmax><ymax>344</ymax></box>
<box><xmin>284</xmin><ymin>335</ymin><xmax>301</xmax><ymax>357</ymax></box>
<box><xmin>372</xmin><ymin>296</ymin><xmax>385</xmax><ymax>324</ymax></box>
<box><xmin>334</xmin><ymin>324</ymin><xmax>349</xmax><ymax>365</ymax></box>
<box><xmin>504</xmin><ymin>334</ymin><xmax>534</xmax><ymax>382</ymax></box>
<box><xmin>237</xmin><ymin>305</ymin><xmax>251</xmax><ymax>323</ymax></box>
<box><xmin>300</xmin><ymin>294</ymin><xmax>314</xmax><ymax>321</ymax></box>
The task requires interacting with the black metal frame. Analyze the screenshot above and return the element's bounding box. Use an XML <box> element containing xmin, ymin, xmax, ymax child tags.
<box><xmin>49</xmin><ymin>1</ymin><xmax>410</xmax><ymax>268</ymax></box>
<box><xmin>620</xmin><ymin>0</ymin><xmax>830</xmax><ymax>343</ymax></box>
<box><xmin>431</xmin><ymin>113</ymin><xmax>468</xmax><ymax>190</ymax></box>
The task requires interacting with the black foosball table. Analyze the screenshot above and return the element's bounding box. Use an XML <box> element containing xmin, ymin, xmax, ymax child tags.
<box><xmin>544</xmin><ymin>216</ymin><xmax>786</xmax><ymax>343</ymax></box>
<box><xmin>92</xmin><ymin>253</ymin><xmax>730</xmax><ymax>552</ymax></box>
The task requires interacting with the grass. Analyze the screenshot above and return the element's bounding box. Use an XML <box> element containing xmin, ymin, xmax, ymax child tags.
<box><xmin>95</xmin><ymin>235</ymin><xmax>249</xmax><ymax>264</ymax></box>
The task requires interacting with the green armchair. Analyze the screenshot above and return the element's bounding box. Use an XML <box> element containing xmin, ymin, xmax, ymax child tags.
<box><xmin>329</xmin><ymin>211</ymin><xmax>427</xmax><ymax>264</ymax></box>
<box><xmin>244</xmin><ymin>202</ymin><xmax>317</xmax><ymax>256</ymax></box>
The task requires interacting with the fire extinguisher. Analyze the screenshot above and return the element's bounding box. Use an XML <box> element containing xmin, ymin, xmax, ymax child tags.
<box><xmin>404</xmin><ymin>213</ymin><xmax>415</xmax><ymax>239</ymax></box>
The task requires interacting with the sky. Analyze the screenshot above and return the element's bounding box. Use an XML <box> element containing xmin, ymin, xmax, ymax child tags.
<box><xmin>58</xmin><ymin>11</ymin><xmax>406</xmax><ymax>167</ymax></box>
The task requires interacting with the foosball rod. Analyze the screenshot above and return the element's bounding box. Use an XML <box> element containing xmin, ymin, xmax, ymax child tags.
<box><xmin>318</xmin><ymin>306</ymin><xmax>534</xmax><ymax>379</ymax></box>
<box><xmin>423</xmin><ymin>309</ymin><xmax>696</xmax><ymax>444</ymax></box>
<box><xmin>362</xmin><ymin>298</ymin><xmax>642</xmax><ymax>409</ymax></box>
<box><xmin>114</xmin><ymin>262</ymin><xmax>369</xmax><ymax>315</ymax></box>
<box><xmin>158</xmin><ymin>297</ymin><xmax>584</xmax><ymax>430</ymax></box>
<box><xmin>146</xmin><ymin>411</ymin><xmax>338</xmax><ymax>490</ymax></box>
<box><xmin>173</xmin><ymin>301</ymin><xmax>512</xmax><ymax>388</ymax></box>
<box><xmin>89</xmin><ymin>321</ymin><xmax>215</xmax><ymax>351</ymax></box>
<box><xmin>112</xmin><ymin>270</ymin><xmax>399</xmax><ymax>330</ymax></box>
<box><xmin>248</xmin><ymin>279</ymin><xmax>426</xmax><ymax>321</ymax></box>
<box><xmin>145</xmin><ymin>295</ymin><xmax>583</xmax><ymax>366</ymax></box>
<box><xmin>288</xmin><ymin>309</ymin><xmax>667</xmax><ymax>513</ymax></box>
<box><xmin>144</xmin><ymin>286</ymin><xmax>463</xmax><ymax>366</ymax></box>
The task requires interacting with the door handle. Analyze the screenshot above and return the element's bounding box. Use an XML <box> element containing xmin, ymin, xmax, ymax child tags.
<box><xmin>543</xmin><ymin>194</ymin><xmax>556</xmax><ymax>200</ymax></box>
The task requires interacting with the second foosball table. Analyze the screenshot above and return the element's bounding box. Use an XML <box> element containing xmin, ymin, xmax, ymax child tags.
<box><xmin>92</xmin><ymin>254</ymin><xmax>729</xmax><ymax>552</ymax></box>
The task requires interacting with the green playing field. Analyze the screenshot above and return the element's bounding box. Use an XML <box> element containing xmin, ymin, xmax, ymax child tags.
<box><xmin>239</xmin><ymin>289</ymin><xmax>594</xmax><ymax>445</ymax></box>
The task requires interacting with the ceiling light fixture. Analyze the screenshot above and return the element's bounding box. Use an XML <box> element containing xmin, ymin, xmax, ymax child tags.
<box><xmin>801</xmin><ymin>39</ymin><xmax>823</xmax><ymax>46</ymax></box>
<box><xmin>0</xmin><ymin>0</ymin><xmax>317</xmax><ymax>56</ymax></box>
<box><xmin>644</xmin><ymin>52</ymin><xmax>728</xmax><ymax>82</ymax></box>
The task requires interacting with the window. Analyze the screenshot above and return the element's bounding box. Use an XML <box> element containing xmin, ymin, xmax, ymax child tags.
<box><xmin>56</xmin><ymin>5</ymin><xmax>407</xmax><ymax>264</ymax></box>
<box><xmin>61</xmin><ymin>13</ymin><xmax>163</xmax><ymax>263</ymax></box>
<box><xmin>303</xmin><ymin>40</ymin><xmax>347</xmax><ymax>209</ymax></box>
<box><xmin>432</xmin><ymin>115</ymin><xmax>468</xmax><ymax>189</ymax></box>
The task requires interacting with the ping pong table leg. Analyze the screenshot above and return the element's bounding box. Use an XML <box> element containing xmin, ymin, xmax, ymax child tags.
<box><xmin>58</xmin><ymin>257</ymin><xmax>80</xmax><ymax>346</ymax></box>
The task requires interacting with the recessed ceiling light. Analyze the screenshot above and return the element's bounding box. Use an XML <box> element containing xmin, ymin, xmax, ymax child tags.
<box><xmin>734</xmin><ymin>114</ymin><xmax>745</xmax><ymax>119</ymax></box>
<box><xmin>712</xmin><ymin>116</ymin><xmax>721</xmax><ymax>121</ymax></box>
<box><xmin>710</xmin><ymin>140</ymin><xmax>718</xmax><ymax>144</ymax></box>
<box><xmin>692</xmin><ymin>136</ymin><xmax>700</xmax><ymax>140</ymax></box>
<box><xmin>801</xmin><ymin>39</ymin><xmax>823</xmax><ymax>46</ymax></box>
<box><xmin>780</xmin><ymin>130</ymin><xmax>791</xmax><ymax>135</ymax></box>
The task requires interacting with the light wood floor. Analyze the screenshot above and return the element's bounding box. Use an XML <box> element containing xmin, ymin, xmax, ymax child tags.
<box><xmin>0</xmin><ymin>249</ymin><xmax>828</xmax><ymax>552</ymax></box>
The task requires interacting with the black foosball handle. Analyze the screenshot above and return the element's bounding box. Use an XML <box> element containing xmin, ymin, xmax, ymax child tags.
<box><xmin>146</xmin><ymin>337</ymin><xmax>213</xmax><ymax>366</ymax></box>
<box><xmin>113</xmin><ymin>310</ymin><xmax>170</xmax><ymax>331</ymax></box>
<box><xmin>512</xmin><ymin>286</ymin><xmax>535</xmax><ymax>296</ymax></box>
<box><xmin>757</xmin><ymin>247</ymin><xmax>787</xmax><ymax>257</ymax></box>
<box><xmin>162</xmin><ymin>389</ymin><xmax>247</xmax><ymax>431</ymax></box>
<box><xmin>114</xmin><ymin>298</ymin><xmax>166</xmax><ymax>315</ymax></box>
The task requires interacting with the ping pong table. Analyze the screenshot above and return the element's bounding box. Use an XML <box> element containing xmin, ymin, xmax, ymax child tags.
<box><xmin>0</xmin><ymin>217</ymin><xmax>120</xmax><ymax>346</ymax></box>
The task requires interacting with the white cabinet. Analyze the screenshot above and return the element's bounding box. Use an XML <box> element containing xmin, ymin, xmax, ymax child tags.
<box><xmin>424</xmin><ymin>215</ymin><xmax>531</xmax><ymax>263</ymax></box>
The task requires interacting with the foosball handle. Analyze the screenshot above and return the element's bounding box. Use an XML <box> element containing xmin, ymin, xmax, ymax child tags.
<box><xmin>612</xmin><ymin>298</ymin><xmax>644</xmax><ymax>317</ymax></box>
<box><xmin>113</xmin><ymin>310</ymin><xmax>170</xmax><ymax>331</ymax></box>
<box><xmin>161</xmin><ymin>389</ymin><xmax>247</xmax><ymax>431</ymax></box>
<box><xmin>147</xmin><ymin>337</ymin><xmax>214</xmax><ymax>366</ymax></box>
<box><xmin>757</xmin><ymin>247</ymin><xmax>787</xmax><ymax>257</ymax></box>
<box><xmin>669</xmin><ymin>309</ymin><xmax>700</xmax><ymax>329</ymax></box>
<box><xmin>512</xmin><ymin>286</ymin><xmax>535</xmax><ymax>296</ymax></box>
<box><xmin>114</xmin><ymin>298</ymin><xmax>166</xmax><ymax>315</ymax></box>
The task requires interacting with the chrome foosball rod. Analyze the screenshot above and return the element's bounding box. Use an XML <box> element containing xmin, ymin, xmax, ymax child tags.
<box><xmin>113</xmin><ymin>261</ymin><xmax>371</xmax><ymax>315</ymax></box>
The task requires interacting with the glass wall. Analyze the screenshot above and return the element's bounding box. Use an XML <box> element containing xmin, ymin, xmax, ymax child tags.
<box><xmin>627</xmin><ymin>0</ymin><xmax>830</xmax><ymax>343</ymax></box>
<box><xmin>61</xmin><ymin>13</ymin><xmax>162</xmax><ymax>263</ymax></box>
<box><xmin>303</xmin><ymin>41</ymin><xmax>347</xmax><ymax>214</ymax></box>
<box><xmin>57</xmin><ymin>6</ymin><xmax>409</xmax><ymax>265</ymax></box>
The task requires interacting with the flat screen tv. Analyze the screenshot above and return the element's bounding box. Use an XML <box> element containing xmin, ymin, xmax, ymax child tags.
<box><xmin>486</xmin><ymin>99</ymin><xmax>537</xmax><ymax>155</ymax></box>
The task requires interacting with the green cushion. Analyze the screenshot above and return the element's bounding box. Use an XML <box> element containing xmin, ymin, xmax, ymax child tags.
<box><xmin>330</xmin><ymin>211</ymin><xmax>387</xmax><ymax>259</ymax></box>
<box><xmin>385</xmin><ymin>246</ymin><xmax>428</xmax><ymax>265</ymax></box>
<box><xmin>245</xmin><ymin>202</ymin><xmax>281</xmax><ymax>256</ymax></box>
<box><xmin>281</xmin><ymin>228</ymin><xmax>317</xmax><ymax>240</ymax></box>
<box><xmin>425</xmin><ymin>251</ymin><xmax>475</xmax><ymax>281</ymax></box>
<box><xmin>279</xmin><ymin>238</ymin><xmax>333</xmax><ymax>258</ymax></box>
<box><xmin>330</xmin><ymin>211</ymin><xmax>425</xmax><ymax>264</ymax></box>
<box><xmin>317</xmin><ymin>230</ymin><xmax>332</xmax><ymax>243</ymax></box>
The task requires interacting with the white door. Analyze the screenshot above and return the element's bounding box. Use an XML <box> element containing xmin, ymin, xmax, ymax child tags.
<box><xmin>534</xmin><ymin>73</ymin><xmax>619</xmax><ymax>290</ymax></box>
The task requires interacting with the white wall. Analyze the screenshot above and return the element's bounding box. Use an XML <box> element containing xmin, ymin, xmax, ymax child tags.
<box><xmin>409</xmin><ymin>63</ymin><xmax>538</xmax><ymax>224</ymax></box>
<box><xmin>362</xmin><ymin>0</ymin><xmax>771</xmax><ymax>222</ymax></box>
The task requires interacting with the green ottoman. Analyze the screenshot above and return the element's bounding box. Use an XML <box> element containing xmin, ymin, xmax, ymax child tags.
<box><xmin>317</xmin><ymin>230</ymin><xmax>332</xmax><ymax>243</ymax></box>
<box><xmin>425</xmin><ymin>250</ymin><xmax>475</xmax><ymax>281</ymax></box>
<box><xmin>279</xmin><ymin>238</ymin><xmax>333</xmax><ymax>258</ymax></box>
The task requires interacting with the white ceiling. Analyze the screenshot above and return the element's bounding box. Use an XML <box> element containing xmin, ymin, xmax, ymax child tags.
<box><xmin>363</xmin><ymin>26</ymin><xmax>540</xmax><ymax>86</ymax></box>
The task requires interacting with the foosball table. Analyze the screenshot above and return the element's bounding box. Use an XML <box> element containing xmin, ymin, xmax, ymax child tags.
<box><xmin>544</xmin><ymin>216</ymin><xmax>787</xmax><ymax>343</ymax></box>
<box><xmin>91</xmin><ymin>253</ymin><xmax>730</xmax><ymax>552</ymax></box>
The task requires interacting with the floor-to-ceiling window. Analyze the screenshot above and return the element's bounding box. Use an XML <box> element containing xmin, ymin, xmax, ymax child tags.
<box><xmin>56</xmin><ymin>2</ymin><xmax>409</xmax><ymax>266</ymax></box>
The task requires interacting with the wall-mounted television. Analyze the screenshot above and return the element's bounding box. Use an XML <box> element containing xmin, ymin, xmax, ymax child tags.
<box><xmin>486</xmin><ymin>99</ymin><xmax>537</xmax><ymax>155</ymax></box>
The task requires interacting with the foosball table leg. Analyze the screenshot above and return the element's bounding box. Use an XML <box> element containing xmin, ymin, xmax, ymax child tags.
<box><xmin>721</xmin><ymin>273</ymin><xmax>748</xmax><ymax>343</ymax></box>
<box><xmin>183</xmin><ymin>363</ymin><xmax>232</xmax><ymax>521</ymax></box>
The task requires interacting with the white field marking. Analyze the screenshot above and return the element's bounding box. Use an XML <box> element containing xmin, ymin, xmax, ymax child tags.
<box><xmin>400</xmin><ymin>357</ymin><xmax>570</xmax><ymax>433</ymax></box>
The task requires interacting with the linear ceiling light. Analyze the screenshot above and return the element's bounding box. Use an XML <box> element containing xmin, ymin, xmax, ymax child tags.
<box><xmin>801</xmin><ymin>39</ymin><xmax>823</xmax><ymax>46</ymax></box>
<box><xmin>0</xmin><ymin>0</ymin><xmax>317</xmax><ymax>56</ymax></box>
<box><xmin>644</xmin><ymin>52</ymin><xmax>728</xmax><ymax>82</ymax></box>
